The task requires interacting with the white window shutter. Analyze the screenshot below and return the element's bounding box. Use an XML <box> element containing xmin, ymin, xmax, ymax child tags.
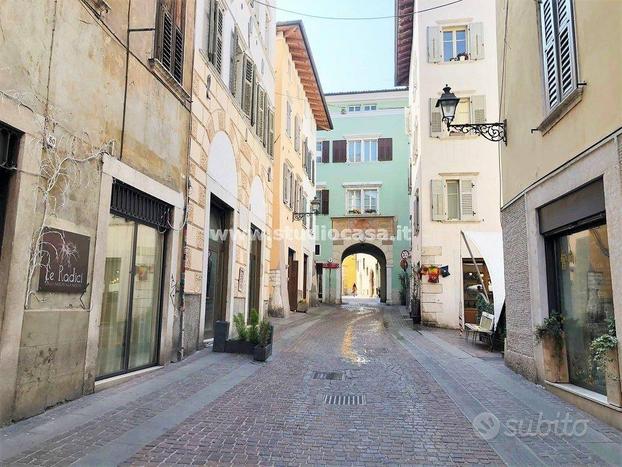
<box><xmin>467</xmin><ymin>22</ymin><xmax>485</xmax><ymax>60</ymax></box>
<box><xmin>241</xmin><ymin>56</ymin><xmax>254</xmax><ymax>117</ymax></box>
<box><xmin>282</xmin><ymin>164</ymin><xmax>288</xmax><ymax>205</ymax></box>
<box><xmin>539</xmin><ymin>0</ymin><xmax>560</xmax><ymax>110</ymax></box>
<box><xmin>429</xmin><ymin>98</ymin><xmax>443</xmax><ymax>137</ymax></box>
<box><xmin>215</xmin><ymin>6</ymin><xmax>224</xmax><ymax>72</ymax></box>
<box><xmin>427</xmin><ymin>26</ymin><xmax>442</xmax><ymax>63</ymax></box>
<box><xmin>556</xmin><ymin>0</ymin><xmax>577</xmax><ymax>99</ymax></box>
<box><xmin>460</xmin><ymin>179</ymin><xmax>476</xmax><ymax>220</ymax></box>
<box><xmin>431</xmin><ymin>179</ymin><xmax>446</xmax><ymax>221</ymax></box>
<box><xmin>470</xmin><ymin>95</ymin><xmax>486</xmax><ymax>124</ymax></box>
<box><xmin>229</xmin><ymin>29</ymin><xmax>238</xmax><ymax>94</ymax></box>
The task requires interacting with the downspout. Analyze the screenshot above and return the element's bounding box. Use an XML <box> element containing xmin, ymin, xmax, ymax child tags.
<box><xmin>178</xmin><ymin>0</ymin><xmax>197</xmax><ymax>360</ymax></box>
<box><xmin>119</xmin><ymin>0</ymin><xmax>132</xmax><ymax>161</ymax></box>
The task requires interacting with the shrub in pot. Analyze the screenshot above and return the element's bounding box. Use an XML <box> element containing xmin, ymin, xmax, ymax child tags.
<box><xmin>297</xmin><ymin>300</ymin><xmax>309</xmax><ymax>313</ymax></box>
<box><xmin>254</xmin><ymin>318</ymin><xmax>273</xmax><ymax>362</ymax></box>
<box><xmin>225</xmin><ymin>313</ymin><xmax>255</xmax><ymax>354</ymax></box>
<box><xmin>535</xmin><ymin>310</ymin><xmax>569</xmax><ymax>383</ymax></box>
<box><xmin>590</xmin><ymin>318</ymin><xmax>620</xmax><ymax>407</ymax></box>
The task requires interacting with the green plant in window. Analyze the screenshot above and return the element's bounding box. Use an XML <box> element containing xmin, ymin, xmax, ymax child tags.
<box><xmin>590</xmin><ymin>318</ymin><xmax>618</xmax><ymax>374</ymax></box>
<box><xmin>535</xmin><ymin>310</ymin><xmax>564</xmax><ymax>355</ymax></box>
<box><xmin>233</xmin><ymin>313</ymin><xmax>248</xmax><ymax>341</ymax></box>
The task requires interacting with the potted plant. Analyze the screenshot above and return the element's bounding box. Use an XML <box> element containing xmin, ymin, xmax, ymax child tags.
<box><xmin>225</xmin><ymin>313</ymin><xmax>255</xmax><ymax>354</ymax></box>
<box><xmin>535</xmin><ymin>310</ymin><xmax>569</xmax><ymax>383</ymax></box>
<box><xmin>297</xmin><ymin>299</ymin><xmax>309</xmax><ymax>313</ymax></box>
<box><xmin>254</xmin><ymin>318</ymin><xmax>273</xmax><ymax>362</ymax></box>
<box><xmin>590</xmin><ymin>318</ymin><xmax>620</xmax><ymax>407</ymax></box>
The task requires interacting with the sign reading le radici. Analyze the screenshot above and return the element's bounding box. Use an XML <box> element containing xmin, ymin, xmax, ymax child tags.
<box><xmin>38</xmin><ymin>227</ymin><xmax>90</xmax><ymax>293</ymax></box>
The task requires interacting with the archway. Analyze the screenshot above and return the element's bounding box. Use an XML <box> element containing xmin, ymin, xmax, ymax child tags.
<box><xmin>341</xmin><ymin>243</ymin><xmax>387</xmax><ymax>304</ymax></box>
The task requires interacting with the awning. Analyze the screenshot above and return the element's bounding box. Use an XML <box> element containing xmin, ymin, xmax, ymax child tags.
<box><xmin>461</xmin><ymin>231</ymin><xmax>505</xmax><ymax>330</ymax></box>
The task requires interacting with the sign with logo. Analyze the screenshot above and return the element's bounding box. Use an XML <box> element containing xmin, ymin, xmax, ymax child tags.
<box><xmin>38</xmin><ymin>228</ymin><xmax>90</xmax><ymax>293</ymax></box>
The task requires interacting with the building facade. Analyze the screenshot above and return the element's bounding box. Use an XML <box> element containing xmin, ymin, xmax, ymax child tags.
<box><xmin>496</xmin><ymin>0</ymin><xmax>622</xmax><ymax>427</ymax></box>
<box><xmin>315</xmin><ymin>89</ymin><xmax>410</xmax><ymax>305</ymax></box>
<box><xmin>269</xmin><ymin>21</ymin><xmax>332</xmax><ymax>316</ymax></box>
<box><xmin>183</xmin><ymin>0</ymin><xmax>276</xmax><ymax>348</ymax></box>
<box><xmin>395</xmin><ymin>0</ymin><xmax>502</xmax><ymax>329</ymax></box>
<box><xmin>0</xmin><ymin>0</ymin><xmax>194</xmax><ymax>423</ymax></box>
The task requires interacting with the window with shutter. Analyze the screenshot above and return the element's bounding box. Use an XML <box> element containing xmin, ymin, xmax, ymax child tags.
<box><xmin>321</xmin><ymin>141</ymin><xmax>329</xmax><ymax>163</ymax></box>
<box><xmin>539</xmin><ymin>0</ymin><xmax>577</xmax><ymax>112</ymax></box>
<box><xmin>267</xmin><ymin>108</ymin><xmax>275</xmax><ymax>156</ymax></box>
<box><xmin>427</xmin><ymin>26</ymin><xmax>442</xmax><ymax>63</ymax></box>
<box><xmin>282</xmin><ymin>164</ymin><xmax>289</xmax><ymax>206</ymax></box>
<box><xmin>332</xmin><ymin>140</ymin><xmax>347</xmax><ymax>163</ymax></box>
<box><xmin>156</xmin><ymin>0</ymin><xmax>185</xmax><ymax>85</ymax></box>
<box><xmin>431</xmin><ymin>179</ymin><xmax>446</xmax><ymax>221</ymax></box>
<box><xmin>229</xmin><ymin>29</ymin><xmax>240</xmax><ymax>94</ymax></box>
<box><xmin>214</xmin><ymin>6</ymin><xmax>224</xmax><ymax>72</ymax></box>
<box><xmin>241</xmin><ymin>56</ymin><xmax>254</xmax><ymax>117</ymax></box>
<box><xmin>429</xmin><ymin>98</ymin><xmax>443</xmax><ymax>137</ymax></box>
<box><xmin>321</xmin><ymin>189</ymin><xmax>329</xmax><ymax>215</ymax></box>
<box><xmin>294</xmin><ymin>117</ymin><xmax>300</xmax><ymax>153</ymax></box>
<box><xmin>286</xmin><ymin>102</ymin><xmax>292</xmax><ymax>138</ymax></box>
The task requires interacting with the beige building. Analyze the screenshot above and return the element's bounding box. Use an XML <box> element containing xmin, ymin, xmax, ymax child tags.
<box><xmin>184</xmin><ymin>0</ymin><xmax>277</xmax><ymax>343</ymax></box>
<box><xmin>0</xmin><ymin>0</ymin><xmax>194</xmax><ymax>423</ymax></box>
<box><xmin>497</xmin><ymin>0</ymin><xmax>622</xmax><ymax>427</ymax></box>
<box><xmin>270</xmin><ymin>21</ymin><xmax>332</xmax><ymax>315</ymax></box>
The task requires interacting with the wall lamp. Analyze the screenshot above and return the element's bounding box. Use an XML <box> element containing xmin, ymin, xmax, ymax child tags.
<box><xmin>436</xmin><ymin>85</ymin><xmax>507</xmax><ymax>144</ymax></box>
<box><xmin>293</xmin><ymin>196</ymin><xmax>321</xmax><ymax>221</ymax></box>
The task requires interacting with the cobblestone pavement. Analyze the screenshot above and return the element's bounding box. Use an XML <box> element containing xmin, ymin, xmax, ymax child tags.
<box><xmin>1</xmin><ymin>303</ymin><xmax>621</xmax><ymax>466</ymax></box>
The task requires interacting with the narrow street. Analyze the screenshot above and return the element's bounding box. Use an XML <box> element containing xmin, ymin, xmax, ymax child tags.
<box><xmin>1</xmin><ymin>304</ymin><xmax>620</xmax><ymax>466</ymax></box>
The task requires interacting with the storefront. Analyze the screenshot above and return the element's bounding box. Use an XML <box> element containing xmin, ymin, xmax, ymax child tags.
<box><xmin>540</xmin><ymin>179</ymin><xmax>614</xmax><ymax>395</ymax></box>
<box><xmin>96</xmin><ymin>181</ymin><xmax>170</xmax><ymax>379</ymax></box>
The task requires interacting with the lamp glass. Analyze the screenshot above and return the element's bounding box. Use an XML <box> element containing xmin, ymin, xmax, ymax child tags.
<box><xmin>436</xmin><ymin>85</ymin><xmax>460</xmax><ymax>123</ymax></box>
<box><xmin>310</xmin><ymin>196</ymin><xmax>320</xmax><ymax>213</ymax></box>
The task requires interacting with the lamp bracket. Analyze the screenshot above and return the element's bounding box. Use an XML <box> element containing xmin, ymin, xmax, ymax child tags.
<box><xmin>445</xmin><ymin>119</ymin><xmax>507</xmax><ymax>144</ymax></box>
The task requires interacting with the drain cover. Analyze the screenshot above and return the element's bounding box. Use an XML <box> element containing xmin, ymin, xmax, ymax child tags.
<box><xmin>313</xmin><ymin>371</ymin><xmax>345</xmax><ymax>381</ymax></box>
<box><xmin>323</xmin><ymin>394</ymin><xmax>366</xmax><ymax>406</ymax></box>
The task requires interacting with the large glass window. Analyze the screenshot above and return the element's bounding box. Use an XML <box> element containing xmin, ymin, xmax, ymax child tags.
<box><xmin>316</xmin><ymin>141</ymin><xmax>323</xmax><ymax>163</ymax></box>
<box><xmin>347</xmin><ymin>139</ymin><xmax>378</xmax><ymax>163</ymax></box>
<box><xmin>551</xmin><ymin>223</ymin><xmax>614</xmax><ymax>395</ymax></box>
<box><xmin>346</xmin><ymin>188</ymin><xmax>379</xmax><ymax>215</ymax></box>
<box><xmin>97</xmin><ymin>214</ymin><xmax>164</xmax><ymax>378</ymax></box>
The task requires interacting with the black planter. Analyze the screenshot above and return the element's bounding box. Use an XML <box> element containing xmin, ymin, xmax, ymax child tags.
<box><xmin>213</xmin><ymin>320</ymin><xmax>229</xmax><ymax>352</ymax></box>
<box><xmin>253</xmin><ymin>344</ymin><xmax>272</xmax><ymax>362</ymax></box>
<box><xmin>225</xmin><ymin>339</ymin><xmax>256</xmax><ymax>355</ymax></box>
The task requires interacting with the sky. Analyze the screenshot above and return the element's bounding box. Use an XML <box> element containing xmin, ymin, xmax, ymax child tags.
<box><xmin>274</xmin><ymin>0</ymin><xmax>397</xmax><ymax>94</ymax></box>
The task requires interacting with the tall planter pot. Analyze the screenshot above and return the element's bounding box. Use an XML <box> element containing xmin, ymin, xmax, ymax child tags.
<box><xmin>542</xmin><ymin>334</ymin><xmax>569</xmax><ymax>383</ymax></box>
<box><xmin>253</xmin><ymin>344</ymin><xmax>272</xmax><ymax>362</ymax></box>
<box><xmin>605</xmin><ymin>347</ymin><xmax>621</xmax><ymax>407</ymax></box>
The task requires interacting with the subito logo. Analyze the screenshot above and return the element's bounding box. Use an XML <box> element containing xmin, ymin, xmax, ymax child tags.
<box><xmin>472</xmin><ymin>412</ymin><xmax>501</xmax><ymax>441</ymax></box>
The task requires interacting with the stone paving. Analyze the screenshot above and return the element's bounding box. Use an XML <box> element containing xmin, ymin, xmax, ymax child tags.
<box><xmin>0</xmin><ymin>303</ymin><xmax>620</xmax><ymax>466</ymax></box>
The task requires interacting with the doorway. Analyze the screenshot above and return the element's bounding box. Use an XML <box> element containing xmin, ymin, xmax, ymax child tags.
<box><xmin>462</xmin><ymin>258</ymin><xmax>491</xmax><ymax>325</ymax></box>
<box><xmin>340</xmin><ymin>243</ymin><xmax>387</xmax><ymax>304</ymax></box>
<box><xmin>247</xmin><ymin>225</ymin><xmax>262</xmax><ymax>318</ymax></box>
<box><xmin>302</xmin><ymin>254</ymin><xmax>308</xmax><ymax>300</ymax></box>
<box><xmin>287</xmin><ymin>248</ymin><xmax>298</xmax><ymax>311</ymax></box>
<box><xmin>97</xmin><ymin>214</ymin><xmax>165</xmax><ymax>379</ymax></box>
<box><xmin>205</xmin><ymin>198</ymin><xmax>231</xmax><ymax>339</ymax></box>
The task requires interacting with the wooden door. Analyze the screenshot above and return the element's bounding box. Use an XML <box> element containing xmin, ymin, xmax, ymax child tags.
<box><xmin>302</xmin><ymin>254</ymin><xmax>308</xmax><ymax>299</ymax></box>
<box><xmin>288</xmin><ymin>253</ymin><xmax>298</xmax><ymax>311</ymax></box>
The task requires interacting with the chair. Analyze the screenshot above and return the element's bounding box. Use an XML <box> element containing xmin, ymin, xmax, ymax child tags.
<box><xmin>464</xmin><ymin>312</ymin><xmax>494</xmax><ymax>350</ymax></box>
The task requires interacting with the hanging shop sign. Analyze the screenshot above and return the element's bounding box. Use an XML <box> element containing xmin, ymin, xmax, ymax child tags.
<box><xmin>38</xmin><ymin>227</ymin><xmax>90</xmax><ymax>293</ymax></box>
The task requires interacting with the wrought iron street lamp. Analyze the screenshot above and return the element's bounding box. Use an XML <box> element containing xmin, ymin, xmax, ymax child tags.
<box><xmin>293</xmin><ymin>196</ymin><xmax>320</xmax><ymax>221</ymax></box>
<box><xmin>436</xmin><ymin>85</ymin><xmax>507</xmax><ymax>143</ymax></box>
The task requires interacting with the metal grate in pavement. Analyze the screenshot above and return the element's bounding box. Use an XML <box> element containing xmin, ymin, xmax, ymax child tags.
<box><xmin>323</xmin><ymin>394</ymin><xmax>366</xmax><ymax>406</ymax></box>
<box><xmin>313</xmin><ymin>371</ymin><xmax>345</xmax><ymax>381</ymax></box>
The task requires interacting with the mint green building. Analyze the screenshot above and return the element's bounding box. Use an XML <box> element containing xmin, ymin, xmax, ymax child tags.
<box><xmin>314</xmin><ymin>89</ymin><xmax>411</xmax><ymax>304</ymax></box>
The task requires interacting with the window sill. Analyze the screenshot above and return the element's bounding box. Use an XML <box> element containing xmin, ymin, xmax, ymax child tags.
<box><xmin>537</xmin><ymin>87</ymin><xmax>583</xmax><ymax>135</ymax></box>
<box><xmin>436</xmin><ymin>218</ymin><xmax>481</xmax><ymax>223</ymax></box>
<box><xmin>148</xmin><ymin>58</ymin><xmax>191</xmax><ymax>108</ymax></box>
<box><xmin>545</xmin><ymin>381</ymin><xmax>622</xmax><ymax>412</ymax></box>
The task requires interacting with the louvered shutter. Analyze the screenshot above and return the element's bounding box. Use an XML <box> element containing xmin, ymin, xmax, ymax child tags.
<box><xmin>321</xmin><ymin>190</ymin><xmax>329</xmax><ymax>215</ymax></box>
<box><xmin>556</xmin><ymin>0</ymin><xmax>577</xmax><ymax>99</ymax></box>
<box><xmin>229</xmin><ymin>30</ymin><xmax>238</xmax><ymax>93</ymax></box>
<box><xmin>427</xmin><ymin>27</ymin><xmax>442</xmax><ymax>63</ymax></box>
<box><xmin>241</xmin><ymin>56</ymin><xmax>254</xmax><ymax>117</ymax></box>
<box><xmin>540</xmin><ymin>0</ymin><xmax>560</xmax><ymax>110</ymax></box>
<box><xmin>429</xmin><ymin>98</ymin><xmax>443</xmax><ymax>137</ymax></box>
<box><xmin>467</xmin><ymin>23</ymin><xmax>485</xmax><ymax>60</ymax></box>
<box><xmin>470</xmin><ymin>95</ymin><xmax>486</xmax><ymax>124</ymax></box>
<box><xmin>332</xmin><ymin>140</ymin><xmax>346</xmax><ymax>163</ymax></box>
<box><xmin>256</xmin><ymin>86</ymin><xmax>265</xmax><ymax>142</ymax></box>
<box><xmin>378</xmin><ymin>138</ymin><xmax>393</xmax><ymax>161</ymax></box>
<box><xmin>214</xmin><ymin>6</ymin><xmax>224</xmax><ymax>72</ymax></box>
<box><xmin>160</xmin><ymin>9</ymin><xmax>174</xmax><ymax>72</ymax></box>
<box><xmin>205</xmin><ymin>0</ymin><xmax>214</xmax><ymax>54</ymax></box>
<box><xmin>431</xmin><ymin>179</ymin><xmax>446</xmax><ymax>221</ymax></box>
<box><xmin>173</xmin><ymin>26</ymin><xmax>184</xmax><ymax>84</ymax></box>
<box><xmin>321</xmin><ymin>141</ymin><xmax>329</xmax><ymax>163</ymax></box>
<box><xmin>267</xmin><ymin>108</ymin><xmax>274</xmax><ymax>156</ymax></box>
<box><xmin>282</xmin><ymin>164</ymin><xmax>288</xmax><ymax>205</ymax></box>
<box><xmin>460</xmin><ymin>179</ymin><xmax>476</xmax><ymax>220</ymax></box>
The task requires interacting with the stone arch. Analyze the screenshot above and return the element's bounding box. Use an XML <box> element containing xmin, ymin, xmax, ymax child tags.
<box><xmin>340</xmin><ymin>242</ymin><xmax>388</xmax><ymax>303</ymax></box>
